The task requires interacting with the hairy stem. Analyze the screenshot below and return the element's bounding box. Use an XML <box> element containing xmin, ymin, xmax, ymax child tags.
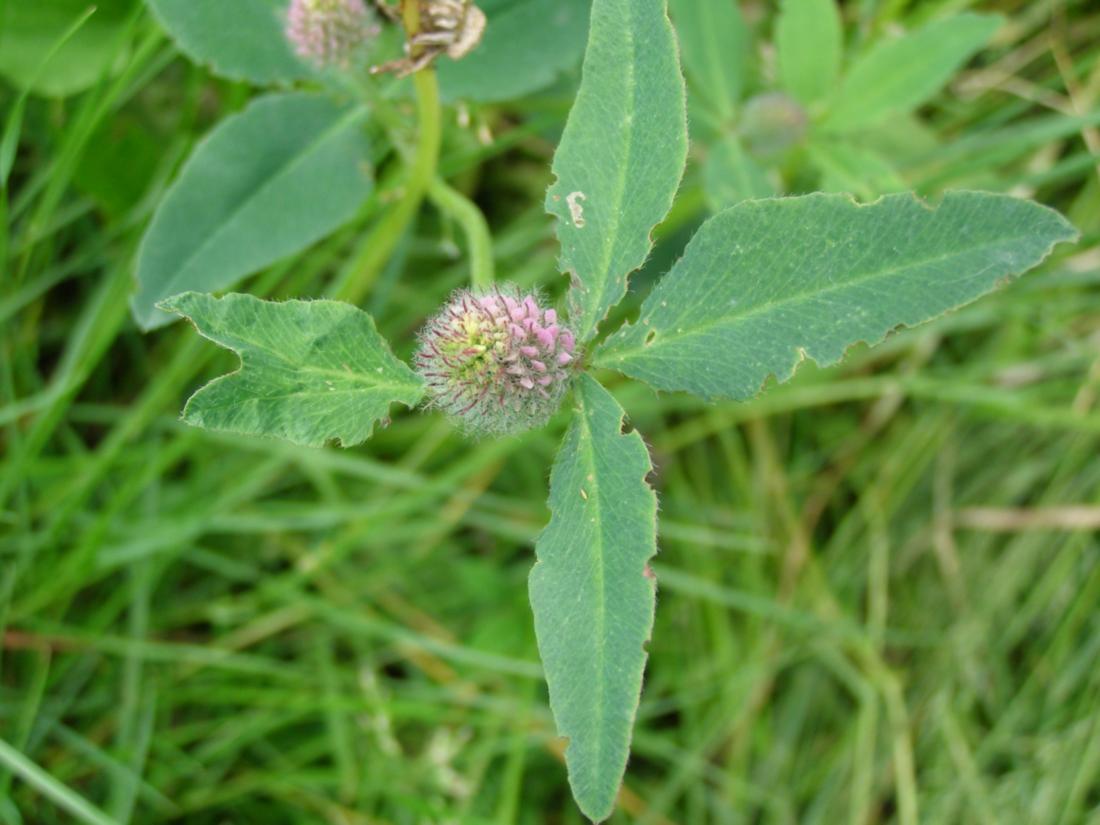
<box><xmin>428</xmin><ymin>179</ymin><xmax>495</xmax><ymax>289</ymax></box>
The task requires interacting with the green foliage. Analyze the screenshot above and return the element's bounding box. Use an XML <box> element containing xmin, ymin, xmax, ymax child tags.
<box><xmin>529</xmin><ymin>375</ymin><xmax>658</xmax><ymax>823</ymax></box>
<box><xmin>0</xmin><ymin>0</ymin><xmax>136</xmax><ymax>97</ymax></box>
<box><xmin>3</xmin><ymin>0</ymin><xmax>1099</xmax><ymax>822</ymax></box>
<box><xmin>822</xmin><ymin>13</ymin><xmax>1002</xmax><ymax>132</ymax></box>
<box><xmin>667</xmin><ymin>0</ymin><xmax>748</xmax><ymax>123</ymax></box>
<box><xmin>808</xmin><ymin>138</ymin><xmax>906</xmax><ymax>200</ymax></box>
<box><xmin>132</xmin><ymin>92</ymin><xmax>372</xmax><ymax>330</ymax></box>
<box><xmin>131</xmin><ymin>4</ymin><xmax>1077</xmax><ymax>818</ymax></box>
<box><xmin>703</xmin><ymin>136</ymin><xmax>775</xmax><ymax>211</ymax></box>
<box><xmin>596</xmin><ymin>192</ymin><xmax>1077</xmax><ymax>400</ymax></box>
<box><xmin>545</xmin><ymin>0</ymin><xmax>687</xmax><ymax>344</ymax></box>
<box><xmin>73</xmin><ymin>115</ymin><xmax>163</xmax><ymax>217</ymax></box>
<box><xmin>675</xmin><ymin>4</ymin><xmax>1010</xmax><ymax>203</ymax></box>
<box><xmin>160</xmin><ymin>292</ymin><xmax>424</xmax><ymax>447</ymax></box>
<box><xmin>776</xmin><ymin>0</ymin><xmax>843</xmax><ymax>106</ymax></box>
<box><xmin>146</xmin><ymin>0</ymin><xmax>313</xmax><ymax>85</ymax></box>
<box><xmin>438</xmin><ymin>0</ymin><xmax>589</xmax><ymax>103</ymax></box>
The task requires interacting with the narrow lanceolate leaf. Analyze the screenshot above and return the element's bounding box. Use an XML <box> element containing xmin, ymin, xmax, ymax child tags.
<box><xmin>546</xmin><ymin>0</ymin><xmax>687</xmax><ymax>344</ymax></box>
<box><xmin>529</xmin><ymin>374</ymin><xmax>657</xmax><ymax>823</ymax></box>
<box><xmin>823</xmin><ymin>13</ymin><xmax>1001</xmax><ymax>132</ymax></box>
<box><xmin>161</xmin><ymin>292</ymin><xmax>424</xmax><ymax>447</ymax></box>
<box><xmin>776</xmin><ymin>0</ymin><xmax>843</xmax><ymax>106</ymax></box>
<box><xmin>132</xmin><ymin>92</ymin><xmax>371</xmax><ymax>330</ymax></box>
<box><xmin>596</xmin><ymin>192</ymin><xmax>1077</xmax><ymax>400</ymax></box>
<box><xmin>147</xmin><ymin>0</ymin><xmax>313</xmax><ymax>85</ymax></box>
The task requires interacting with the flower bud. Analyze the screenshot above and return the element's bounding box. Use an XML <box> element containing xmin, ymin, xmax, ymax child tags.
<box><xmin>285</xmin><ymin>0</ymin><xmax>379</xmax><ymax>69</ymax></box>
<box><xmin>415</xmin><ymin>287</ymin><xmax>579</xmax><ymax>437</ymax></box>
<box><xmin>740</xmin><ymin>92</ymin><xmax>807</xmax><ymax>157</ymax></box>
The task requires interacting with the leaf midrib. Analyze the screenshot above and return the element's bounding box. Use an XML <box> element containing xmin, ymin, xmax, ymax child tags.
<box><xmin>575</xmin><ymin>389</ymin><xmax>609</xmax><ymax>795</ymax></box>
<box><xmin>581</xmin><ymin>0</ymin><xmax>638</xmax><ymax>343</ymax></box>
<box><xmin>195</xmin><ymin>384</ymin><xmax>418</xmax><ymax>410</ymax></box>
<box><xmin>152</xmin><ymin>102</ymin><xmax>367</xmax><ymax>307</ymax></box>
<box><xmin>189</xmin><ymin>313</ymin><xmax>419</xmax><ymax>395</ymax></box>
<box><xmin>602</xmin><ymin>233</ymin><xmax>1027</xmax><ymax>362</ymax></box>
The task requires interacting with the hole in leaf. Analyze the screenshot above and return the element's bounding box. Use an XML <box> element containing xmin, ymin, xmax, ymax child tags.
<box><xmin>644</xmin><ymin>330</ymin><xmax>656</xmax><ymax>346</ymax></box>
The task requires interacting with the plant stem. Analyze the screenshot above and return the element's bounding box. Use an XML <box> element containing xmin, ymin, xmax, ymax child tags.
<box><xmin>333</xmin><ymin>3</ymin><xmax>442</xmax><ymax>305</ymax></box>
<box><xmin>428</xmin><ymin>178</ymin><xmax>495</xmax><ymax>289</ymax></box>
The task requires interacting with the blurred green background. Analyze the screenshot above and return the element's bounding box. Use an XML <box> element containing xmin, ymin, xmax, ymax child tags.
<box><xmin>2</xmin><ymin>0</ymin><xmax>1099</xmax><ymax>822</ymax></box>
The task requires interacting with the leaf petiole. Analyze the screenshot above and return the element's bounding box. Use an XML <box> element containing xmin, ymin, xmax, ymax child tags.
<box><xmin>333</xmin><ymin>10</ymin><xmax>443</xmax><ymax>304</ymax></box>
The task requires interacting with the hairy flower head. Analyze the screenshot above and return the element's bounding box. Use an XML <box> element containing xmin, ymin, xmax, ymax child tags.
<box><xmin>285</xmin><ymin>0</ymin><xmax>379</xmax><ymax>69</ymax></box>
<box><xmin>416</xmin><ymin>287</ymin><xmax>578</xmax><ymax>437</ymax></box>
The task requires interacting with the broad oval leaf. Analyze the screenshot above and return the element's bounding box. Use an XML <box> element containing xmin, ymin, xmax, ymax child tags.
<box><xmin>775</xmin><ymin>0</ymin><xmax>843</xmax><ymax>106</ymax></box>
<box><xmin>596</xmin><ymin>192</ymin><xmax>1077</xmax><ymax>400</ymax></box>
<box><xmin>546</xmin><ymin>0</ymin><xmax>687</xmax><ymax>344</ymax></box>
<box><xmin>132</xmin><ymin>92</ymin><xmax>371</xmax><ymax>330</ymax></box>
<box><xmin>438</xmin><ymin>0</ymin><xmax>589</xmax><ymax>103</ymax></box>
<box><xmin>160</xmin><ymin>292</ymin><xmax>424</xmax><ymax>447</ymax></box>
<box><xmin>146</xmin><ymin>0</ymin><xmax>312</xmax><ymax>85</ymax></box>
<box><xmin>822</xmin><ymin>13</ymin><xmax>1001</xmax><ymax>132</ymax></box>
<box><xmin>529</xmin><ymin>374</ymin><xmax>658</xmax><ymax>823</ymax></box>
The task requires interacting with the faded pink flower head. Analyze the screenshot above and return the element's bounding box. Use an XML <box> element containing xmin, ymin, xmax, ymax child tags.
<box><xmin>285</xmin><ymin>0</ymin><xmax>379</xmax><ymax>69</ymax></box>
<box><xmin>416</xmin><ymin>286</ymin><xmax>579</xmax><ymax>437</ymax></box>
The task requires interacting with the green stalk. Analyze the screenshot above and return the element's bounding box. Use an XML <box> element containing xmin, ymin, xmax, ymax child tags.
<box><xmin>334</xmin><ymin>3</ymin><xmax>442</xmax><ymax>304</ymax></box>
<box><xmin>428</xmin><ymin>178</ymin><xmax>495</xmax><ymax>289</ymax></box>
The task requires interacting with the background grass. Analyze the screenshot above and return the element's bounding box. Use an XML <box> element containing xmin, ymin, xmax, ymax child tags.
<box><xmin>2</xmin><ymin>0</ymin><xmax>1100</xmax><ymax>823</ymax></box>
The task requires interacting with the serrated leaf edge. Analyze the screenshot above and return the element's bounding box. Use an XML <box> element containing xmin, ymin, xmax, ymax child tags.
<box><xmin>594</xmin><ymin>190</ymin><xmax>1079</xmax><ymax>402</ymax></box>
<box><xmin>547</xmin><ymin>0</ymin><xmax>688</xmax><ymax>346</ymax></box>
<box><xmin>159</xmin><ymin>291</ymin><xmax>424</xmax><ymax>448</ymax></box>
<box><xmin>530</xmin><ymin>375</ymin><xmax>658</xmax><ymax>822</ymax></box>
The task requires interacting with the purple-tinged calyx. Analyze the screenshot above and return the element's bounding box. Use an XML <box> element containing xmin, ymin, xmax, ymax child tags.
<box><xmin>415</xmin><ymin>287</ymin><xmax>579</xmax><ymax>437</ymax></box>
<box><xmin>285</xmin><ymin>0</ymin><xmax>379</xmax><ymax>69</ymax></box>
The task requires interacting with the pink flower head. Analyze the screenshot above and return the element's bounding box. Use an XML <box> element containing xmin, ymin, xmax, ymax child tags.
<box><xmin>285</xmin><ymin>0</ymin><xmax>379</xmax><ymax>69</ymax></box>
<box><xmin>415</xmin><ymin>286</ymin><xmax>579</xmax><ymax>437</ymax></box>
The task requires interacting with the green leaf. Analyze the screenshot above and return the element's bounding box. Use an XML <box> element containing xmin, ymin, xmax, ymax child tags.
<box><xmin>703</xmin><ymin>138</ymin><xmax>776</xmax><ymax>212</ymax></box>
<box><xmin>807</xmin><ymin>138</ymin><xmax>905</xmax><ymax>199</ymax></box>
<box><xmin>438</xmin><ymin>0</ymin><xmax>589</xmax><ymax>103</ymax></box>
<box><xmin>822</xmin><ymin>13</ymin><xmax>1001</xmax><ymax>132</ymax></box>
<box><xmin>529</xmin><ymin>374</ymin><xmax>657</xmax><ymax>823</ymax></box>
<box><xmin>0</xmin><ymin>0</ymin><xmax>135</xmax><ymax>98</ymax></box>
<box><xmin>132</xmin><ymin>92</ymin><xmax>371</xmax><ymax>330</ymax></box>
<box><xmin>668</xmin><ymin>0</ymin><xmax>749</xmax><ymax>122</ymax></box>
<box><xmin>775</xmin><ymin>0</ymin><xmax>843</xmax><ymax>106</ymax></box>
<box><xmin>160</xmin><ymin>292</ymin><xmax>424</xmax><ymax>447</ymax></box>
<box><xmin>2</xmin><ymin>6</ymin><xmax>100</xmax><ymax>187</ymax></box>
<box><xmin>74</xmin><ymin>115</ymin><xmax>162</xmax><ymax>217</ymax></box>
<box><xmin>596</xmin><ymin>192</ymin><xmax>1077</xmax><ymax>400</ymax></box>
<box><xmin>546</xmin><ymin>0</ymin><xmax>687</xmax><ymax>344</ymax></box>
<box><xmin>146</xmin><ymin>0</ymin><xmax>312</xmax><ymax>85</ymax></box>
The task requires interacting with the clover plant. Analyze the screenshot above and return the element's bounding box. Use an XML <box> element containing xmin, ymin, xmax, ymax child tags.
<box><xmin>133</xmin><ymin>0</ymin><xmax>1077</xmax><ymax>819</ymax></box>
